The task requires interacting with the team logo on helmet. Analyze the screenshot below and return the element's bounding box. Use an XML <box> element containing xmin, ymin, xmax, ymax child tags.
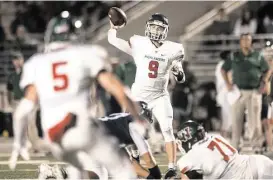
<box><xmin>177</xmin><ymin>127</ymin><xmax>192</xmax><ymax>142</ymax></box>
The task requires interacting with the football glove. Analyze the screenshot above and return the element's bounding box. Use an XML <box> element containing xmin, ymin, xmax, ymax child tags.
<box><xmin>171</xmin><ymin>66</ymin><xmax>185</xmax><ymax>83</ymax></box>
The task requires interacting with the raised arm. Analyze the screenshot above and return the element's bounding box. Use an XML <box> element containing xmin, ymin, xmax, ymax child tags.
<box><xmin>107</xmin><ymin>21</ymin><xmax>132</xmax><ymax>56</ymax></box>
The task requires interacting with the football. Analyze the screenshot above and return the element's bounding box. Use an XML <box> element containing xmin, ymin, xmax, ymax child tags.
<box><xmin>108</xmin><ymin>7</ymin><xmax>127</xmax><ymax>27</ymax></box>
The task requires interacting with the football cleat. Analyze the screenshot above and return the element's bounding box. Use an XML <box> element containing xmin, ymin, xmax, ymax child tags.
<box><xmin>164</xmin><ymin>168</ymin><xmax>177</xmax><ymax>179</ymax></box>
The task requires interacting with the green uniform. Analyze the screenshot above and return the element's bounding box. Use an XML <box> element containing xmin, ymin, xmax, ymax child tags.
<box><xmin>222</xmin><ymin>50</ymin><xmax>269</xmax><ymax>89</ymax></box>
<box><xmin>7</xmin><ymin>71</ymin><xmax>24</xmax><ymax>100</ymax></box>
<box><xmin>222</xmin><ymin>49</ymin><xmax>269</xmax><ymax>150</ymax></box>
<box><xmin>114</xmin><ymin>61</ymin><xmax>136</xmax><ymax>88</ymax></box>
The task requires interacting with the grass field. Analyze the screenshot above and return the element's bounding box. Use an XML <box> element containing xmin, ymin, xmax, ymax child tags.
<box><xmin>1</xmin><ymin>136</ymin><xmax>272</xmax><ymax>179</ymax></box>
<box><xmin>0</xmin><ymin>137</ymin><xmax>173</xmax><ymax>179</ymax></box>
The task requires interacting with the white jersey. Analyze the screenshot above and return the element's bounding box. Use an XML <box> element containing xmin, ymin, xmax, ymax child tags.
<box><xmin>177</xmin><ymin>135</ymin><xmax>252</xmax><ymax>179</ymax></box>
<box><xmin>20</xmin><ymin>45</ymin><xmax>109</xmax><ymax>131</ymax></box>
<box><xmin>129</xmin><ymin>35</ymin><xmax>184</xmax><ymax>102</ymax></box>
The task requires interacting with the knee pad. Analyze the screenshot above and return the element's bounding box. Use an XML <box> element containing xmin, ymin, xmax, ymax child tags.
<box><xmin>162</xmin><ymin>129</ymin><xmax>175</xmax><ymax>142</ymax></box>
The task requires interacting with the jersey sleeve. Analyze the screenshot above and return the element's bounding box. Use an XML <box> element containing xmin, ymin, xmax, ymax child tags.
<box><xmin>170</xmin><ymin>44</ymin><xmax>185</xmax><ymax>70</ymax></box>
<box><xmin>82</xmin><ymin>45</ymin><xmax>111</xmax><ymax>77</ymax></box>
<box><xmin>20</xmin><ymin>58</ymin><xmax>36</xmax><ymax>90</ymax></box>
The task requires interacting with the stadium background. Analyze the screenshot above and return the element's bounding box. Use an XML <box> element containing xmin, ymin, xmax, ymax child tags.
<box><xmin>0</xmin><ymin>1</ymin><xmax>272</xmax><ymax>178</ymax></box>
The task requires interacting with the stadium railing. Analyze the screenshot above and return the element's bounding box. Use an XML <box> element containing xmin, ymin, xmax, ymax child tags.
<box><xmin>182</xmin><ymin>33</ymin><xmax>273</xmax><ymax>83</ymax></box>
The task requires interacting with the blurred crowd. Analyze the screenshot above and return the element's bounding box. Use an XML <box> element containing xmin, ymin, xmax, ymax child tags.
<box><xmin>205</xmin><ymin>1</ymin><xmax>273</xmax><ymax>37</ymax></box>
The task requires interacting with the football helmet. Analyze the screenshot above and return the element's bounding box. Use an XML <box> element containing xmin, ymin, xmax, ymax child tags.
<box><xmin>177</xmin><ymin>120</ymin><xmax>206</xmax><ymax>152</ymax></box>
<box><xmin>44</xmin><ymin>11</ymin><xmax>79</xmax><ymax>51</ymax></box>
<box><xmin>137</xmin><ymin>101</ymin><xmax>153</xmax><ymax>123</ymax></box>
<box><xmin>145</xmin><ymin>13</ymin><xmax>169</xmax><ymax>41</ymax></box>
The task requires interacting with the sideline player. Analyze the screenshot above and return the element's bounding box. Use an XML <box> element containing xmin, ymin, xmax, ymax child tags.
<box><xmin>8</xmin><ymin>12</ymin><xmax>147</xmax><ymax>179</ymax></box>
<box><xmin>108</xmin><ymin>13</ymin><xmax>185</xmax><ymax>176</ymax></box>
<box><xmin>175</xmin><ymin>120</ymin><xmax>273</xmax><ymax>179</ymax></box>
<box><xmin>38</xmin><ymin>101</ymin><xmax>162</xmax><ymax>180</ymax></box>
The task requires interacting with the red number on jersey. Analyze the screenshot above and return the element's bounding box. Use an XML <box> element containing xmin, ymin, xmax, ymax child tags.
<box><xmin>148</xmin><ymin>60</ymin><xmax>159</xmax><ymax>78</ymax></box>
<box><xmin>207</xmin><ymin>137</ymin><xmax>236</xmax><ymax>162</ymax></box>
<box><xmin>52</xmin><ymin>62</ymin><xmax>69</xmax><ymax>91</ymax></box>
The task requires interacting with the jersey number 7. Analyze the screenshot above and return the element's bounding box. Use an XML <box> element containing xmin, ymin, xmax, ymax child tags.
<box><xmin>148</xmin><ymin>60</ymin><xmax>159</xmax><ymax>78</ymax></box>
<box><xmin>207</xmin><ymin>137</ymin><xmax>236</xmax><ymax>162</ymax></box>
<box><xmin>52</xmin><ymin>62</ymin><xmax>69</xmax><ymax>91</ymax></box>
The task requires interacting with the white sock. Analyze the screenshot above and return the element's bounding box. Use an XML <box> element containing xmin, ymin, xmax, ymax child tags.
<box><xmin>168</xmin><ymin>163</ymin><xmax>175</xmax><ymax>169</ymax></box>
<box><xmin>131</xmin><ymin>150</ymin><xmax>139</xmax><ymax>158</ymax></box>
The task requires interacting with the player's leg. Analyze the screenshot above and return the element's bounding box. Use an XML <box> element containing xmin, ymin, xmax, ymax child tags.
<box><xmin>151</xmin><ymin>96</ymin><xmax>176</xmax><ymax>169</ymax></box>
<box><xmin>129</xmin><ymin>123</ymin><xmax>162</xmax><ymax>179</ymax></box>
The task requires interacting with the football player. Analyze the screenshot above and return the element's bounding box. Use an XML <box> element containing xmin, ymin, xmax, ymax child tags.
<box><xmin>38</xmin><ymin>101</ymin><xmax>162</xmax><ymax>180</ymax></box>
<box><xmin>108</xmin><ymin>13</ymin><xmax>185</xmax><ymax>176</ymax></box>
<box><xmin>174</xmin><ymin>120</ymin><xmax>273</xmax><ymax>179</ymax></box>
<box><xmin>8</xmin><ymin>12</ymin><xmax>147</xmax><ymax>179</ymax></box>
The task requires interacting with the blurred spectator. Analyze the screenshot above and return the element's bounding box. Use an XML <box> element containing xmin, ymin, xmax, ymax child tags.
<box><xmin>0</xmin><ymin>16</ymin><xmax>5</xmax><ymax>43</ymax></box>
<box><xmin>262</xmin><ymin>47</ymin><xmax>273</xmax><ymax>152</ymax></box>
<box><xmin>205</xmin><ymin>8</ymin><xmax>231</xmax><ymax>36</ymax></box>
<box><xmin>10</xmin><ymin>3</ymin><xmax>28</xmax><ymax>36</ymax></box>
<box><xmin>6</xmin><ymin>51</ymin><xmax>48</xmax><ymax>153</ymax></box>
<box><xmin>215</xmin><ymin>51</ymin><xmax>232</xmax><ymax>138</ymax></box>
<box><xmin>221</xmin><ymin>34</ymin><xmax>271</xmax><ymax>151</ymax></box>
<box><xmin>257</xmin><ymin>1</ymin><xmax>273</xmax><ymax>34</ymax></box>
<box><xmin>233</xmin><ymin>9</ymin><xmax>257</xmax><ymax>36</ymax></box>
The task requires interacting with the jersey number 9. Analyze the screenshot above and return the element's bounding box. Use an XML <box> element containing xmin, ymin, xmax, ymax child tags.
<box><xmin>52</xmin><ymin>62</ymin><xmax>69</xmax><ymax>91</ymax></box>
<box><xmin>148</xmin><ymin>60</ymin><xmax>159</xmax><ymax>78</ymax></box>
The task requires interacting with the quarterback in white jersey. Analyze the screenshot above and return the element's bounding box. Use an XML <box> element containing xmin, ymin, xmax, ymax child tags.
<box><xmin>108</xmin><ymin>13</ymin><xmax>185</xmax><ymax>176</ymax></box>
<box><xmin>175</xmin><ymin>120</ymin><xmax>273</xmax><ymax>179</ymax></box>
<box><xmin>8</xmin><ymin>12</ymin><xmax>146</xmax><ymax>179</ymax></box>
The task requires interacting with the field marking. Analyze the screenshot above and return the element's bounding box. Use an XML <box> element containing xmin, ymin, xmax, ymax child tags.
<box><xmin>0</xmin><ymin>153</ymin><xmax>46</xmax><ymax>158</ymax></box>
<box><xmin>0</xmin><ymin>160</ymin><xmax>67</xmax><ymax>165</ymax></box>
<box><xmin>0</xmin><ymin>169</ymin><xmax>36</xmax><ymax>172</ymax></box>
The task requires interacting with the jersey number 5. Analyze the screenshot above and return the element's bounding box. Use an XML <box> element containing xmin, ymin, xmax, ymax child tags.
<box><xmin>207</xmin><ymin>137</ymin><xmax>236</xmax><ymax>162</ymax></box>
<box><xmin>148</xmin><ymin>60</ymin><xmax>159</xmax><ymax>78</ymax></box>
<box><xmin>52</xmin><ymin>62</ymin><xmax>69</xmax><ymax>91</ymax></box>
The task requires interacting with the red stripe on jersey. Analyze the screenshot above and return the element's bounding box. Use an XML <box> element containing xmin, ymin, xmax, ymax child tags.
<box><xmin>181</xmin><ymin>166</ymin><xmax>190</xmax><ymax>174</ymax></box>
<box><xmin>48</xmin><ymin>113</ymin><xmax>73</xmax><ymax>143</ymax></box>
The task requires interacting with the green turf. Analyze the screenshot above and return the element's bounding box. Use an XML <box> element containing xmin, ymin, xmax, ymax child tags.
<box><xmin>0</xmin><ymin>153</ymin><xmax>171</xmax><ymax>179</ymax></box>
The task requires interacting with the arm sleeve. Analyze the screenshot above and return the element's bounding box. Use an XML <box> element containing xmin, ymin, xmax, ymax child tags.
<box><xmin>171</xmin><ymin>45</ymin><xmax>185</xmax><ymax>83</ymax></box>
<box><xmin>108</xmin><ymin>29</ymin><xmax>132</xmax><ymax>56</ymax></box>
<box><xmin>260</xmin><ymin>54</ymin><xmax>270</xmax><ymax>72</ymax></box>
<box><xmin>20</xmin><ymin>59</ymin><xmax>36</xmax><ymax>90</ymax></box>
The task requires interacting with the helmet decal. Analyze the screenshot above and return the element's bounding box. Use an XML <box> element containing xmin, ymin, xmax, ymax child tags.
<box><xmin>177</xmin><ymin>127</ymin><xmax>192</xmax><ymax>142</ymax></box>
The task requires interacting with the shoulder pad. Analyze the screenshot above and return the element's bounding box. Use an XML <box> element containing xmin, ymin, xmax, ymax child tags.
<box><xmin>129</xmin><ymin>35</ymin><xmax>148</xmax><ymax>47</ymax></box>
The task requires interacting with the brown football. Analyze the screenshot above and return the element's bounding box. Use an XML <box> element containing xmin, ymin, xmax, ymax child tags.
<box><xmin>108</xmin><ymin>7</ymin><xmax>127</xmax><ymax>27</ymax></box>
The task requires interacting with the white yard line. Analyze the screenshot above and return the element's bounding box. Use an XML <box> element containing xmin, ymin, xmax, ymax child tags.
<box><xmin>0</xmin><ymin>169</ymin><xmax>36</xmax><ymax>172</ymax></box>
<box><xmin>0</xmin><ymin>160</ymin><xmax>67</xmax><ymax>165</ymax></box>
<box><xmin>0</xmin><ymin>153</ymin><xmax>46</xmax><ymax>157</ymax></box>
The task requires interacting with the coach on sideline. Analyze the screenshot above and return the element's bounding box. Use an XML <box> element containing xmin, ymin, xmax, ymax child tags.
<box><xmin>221</xmin><ymin>33</ymin><xmax>271</xmax><ymax>151</ymax></box>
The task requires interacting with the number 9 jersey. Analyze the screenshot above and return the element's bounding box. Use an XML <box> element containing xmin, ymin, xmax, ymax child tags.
<box><xmin>19</xmin><ymin>45</ymin><xmax>109</xmax><ymax>131</ymax></box>
<box><xmin>129</xmin><ymin>35</ymin><xmax>184</xmax><ymax>102</ymax></box>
